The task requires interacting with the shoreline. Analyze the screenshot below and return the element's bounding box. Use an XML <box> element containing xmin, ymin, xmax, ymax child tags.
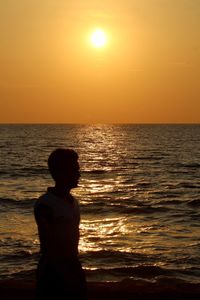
<box><xmin>1</xmin><ymin>279</ymin><xmax>200</xmax><ymax>300</ymax></box>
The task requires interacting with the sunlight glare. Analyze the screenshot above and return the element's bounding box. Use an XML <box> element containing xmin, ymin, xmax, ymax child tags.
<box><xmin>90</xmin><ymin>29</ymin><xmax>107</xmax><ymax>48</ymax></box>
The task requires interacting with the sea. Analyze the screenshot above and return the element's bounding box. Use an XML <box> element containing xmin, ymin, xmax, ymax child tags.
<box><xmin>0</xmin><ymin>124</ymin><xmax>200</xmax><ymax>284</ymax></box>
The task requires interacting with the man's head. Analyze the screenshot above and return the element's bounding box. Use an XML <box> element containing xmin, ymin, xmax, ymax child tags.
<box><xmin>48</xmin><ymin>148</ymin><xmax>80</xmax><ymax>188</ymax></box>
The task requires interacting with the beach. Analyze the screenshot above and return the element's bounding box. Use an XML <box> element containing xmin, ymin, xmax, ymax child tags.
<box><xmin>1</xmin><ymin>279</ymin><xmax>200</xmax><ymax>300</ymax></box>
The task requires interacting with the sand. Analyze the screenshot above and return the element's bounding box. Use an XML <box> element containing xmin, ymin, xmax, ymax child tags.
<box><xmin>0</xmin><ymin>279</ymin><xmax>200</xmax><ymax>300</ymax></box>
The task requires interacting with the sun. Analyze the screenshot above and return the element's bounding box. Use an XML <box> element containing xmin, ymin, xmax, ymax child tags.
<box><xmin>90</xmin><ymin>29</ymin><xmax>107</xmax><ymax>48</ymax></box>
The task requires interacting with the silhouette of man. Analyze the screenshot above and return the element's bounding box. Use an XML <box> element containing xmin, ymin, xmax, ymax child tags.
<box><xmin>34</xmin><ymin>148</ymin><xmax>87</xmax><ymax>300</ymax></box>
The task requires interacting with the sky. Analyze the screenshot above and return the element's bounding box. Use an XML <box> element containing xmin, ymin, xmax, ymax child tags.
<box><xmin>0</xmin><ymin>0</ymin><xmax>200</xmax><ymax>123</ymax></box>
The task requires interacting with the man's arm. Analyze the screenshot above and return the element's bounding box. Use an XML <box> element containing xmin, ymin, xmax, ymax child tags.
<box><xmin>34</xmin><ymin>203</ymin><xmax>53</xmax><ymax>256</ymax></box>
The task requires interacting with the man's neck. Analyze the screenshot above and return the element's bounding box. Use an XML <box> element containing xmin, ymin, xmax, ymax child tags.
<box><xmin>50</xmin><ymin>184</ymin><xmax>71</xmax><ymax>199</ymax></box>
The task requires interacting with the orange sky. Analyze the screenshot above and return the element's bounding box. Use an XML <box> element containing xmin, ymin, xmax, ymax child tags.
<box><xmin>0</xmin><ymin>0</ymin><xmax>200</xmax><ymax>123</ymax></box>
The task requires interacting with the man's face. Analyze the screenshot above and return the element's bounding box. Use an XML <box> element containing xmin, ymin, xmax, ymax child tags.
<box><xmin>69</xmin><ymin>160</ymin><xmax>80</xmax><ymax>188</ymax></box>
<box><xmin>59</xmin><ymin>160</ymin><xmax>80</xmax><ymax>189</ymax></box>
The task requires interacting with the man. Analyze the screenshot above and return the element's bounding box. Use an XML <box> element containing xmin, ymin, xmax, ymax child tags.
<box><xmin>34</xmin><ymin>148</ymin><xmax>86</xmax><ymax>299</ymax></box>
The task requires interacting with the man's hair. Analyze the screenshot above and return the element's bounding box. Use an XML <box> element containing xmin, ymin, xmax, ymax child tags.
<box><xmin>48</xmin><ymin>148</ymin><xmax>78</xmax><ymax>180</ymax></box>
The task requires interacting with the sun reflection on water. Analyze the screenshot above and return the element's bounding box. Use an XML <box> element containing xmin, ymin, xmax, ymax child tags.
<box><xmin>79</xmin><ymin>216</ymin><xmax>133</xmax><ymax>253</ymax></box>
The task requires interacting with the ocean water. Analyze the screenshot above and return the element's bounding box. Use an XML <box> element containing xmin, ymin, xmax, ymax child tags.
<box><xmin>0</xmin><ymin>124</ymin><xmax>200</xmax><ymax>284</ymax></box>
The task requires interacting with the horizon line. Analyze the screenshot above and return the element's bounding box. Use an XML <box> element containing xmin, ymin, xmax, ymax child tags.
<box><xmin>0</xmin><ymin>122</ymin><xmax>199</xmax><ymax>125</ymax></box>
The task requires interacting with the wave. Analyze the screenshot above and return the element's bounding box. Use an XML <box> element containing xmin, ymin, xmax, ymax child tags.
<box><xmin>120</xmin><ymin>205</ymin><xmax>170</xmax><ymax>214</ymax></box>
<box><xmin>156</xmin><ymin>182</ymin><xmax>200</xmax><ymax>190</ymax></box>
<box><xmin>1</xmin><ymin>248</ymin><xmax>200</xmax><ymax>283</ymax></box>
<box><xmin>82</xmin><ymin>250</ymin><xmax>177</xmax><ymax>279</ymax></box>
<box><xmin>0</xmin><ymin>251</ymin><xmax>38</xmax><ymax>261</ymax></box>
<box><xmin>81</xmin><ymin>250</ymin><xmax>164</xmax><ymax>267</ymax></box>
<box><xmin>81</xmin><ymin>202</ymin><xmax>171</xmax><ymax>215</ymax></box>
<box><xmin>82</xmin><ymin>249</ymin><xmax>148</xmax><ymax>261</ymax></box>
<box><xmin>155</xmin><ymin>199</ymin><xmax>184</xmax><ymax>205</ymax></box>
<box><xmin>1</xmin><ymin>269</ymin><xmax>36</xmax><ymax>280</ymax></box>
<box><xmin>177</xmin><ymin>182</ymin><xmax>200</xmax><ymax>189</ymax></box>
<box><xmin>84</xmin><ymin>264</ymin><xmax>199</xmax><ymax>282</ymax></box>
<box><xmin>187</xmin><ymin>199</ymin><xmax>200</xmax><ymax>207</ymax></box>
<box><xmin>132</xmin><ymin>156</ymin><xmax>164</xmax><ymax>161</ymax></box>
<box><xmin>0</xmin><ymin>168</ymin><xmax>49</xmax><ymax>178</ymax></box>
<box><xmin>0</xmin><ymin>197</ymin><xmax>36</xmax><ymax>209</ymax></box>
<box><xmin>82</xmin><ymin>170</ymin><xmax>110</xmax><ymax>175</ymax></box>
<box><xmin>135</xmin><ymin>182</ymin><xmax>153</xmax><ymax>188</ymax></box>
<box><xmin>176</xmin><ymin>163</ymin><xmax>200</xmax><ymax>169</ymax></box>
<box><xmin>1</xmin><ymin>195</ymin><xmax>172</xmax><ymax>215</ymax></box>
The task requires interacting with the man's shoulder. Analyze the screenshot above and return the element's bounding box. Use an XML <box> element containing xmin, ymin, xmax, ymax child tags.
<box><xmin>34</xmin><ymin>192</ymin><xmax>53</xmax><ymax>221</ymax></box>
<box><xmin>35</xmin><ymin>192</ymin><xmax>49</xmax><ymax>207</ymax></box>
<box><xmin>34</xmin><ymin>191</ymin><xmax>55</xmax><ymax>214</ymax></box>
